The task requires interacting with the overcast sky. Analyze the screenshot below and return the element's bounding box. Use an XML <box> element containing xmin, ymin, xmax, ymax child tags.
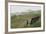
<box><xmin>10</xmin><ymin>5</ymin><xmax>41</xmax><ymax>15</ymax></box>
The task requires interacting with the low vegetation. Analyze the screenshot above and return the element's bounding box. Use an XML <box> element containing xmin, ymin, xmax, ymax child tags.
<box><xmin>11</xmin><ymin>10</ymin><xmax>41</xmax><ymax>28</ymax></box>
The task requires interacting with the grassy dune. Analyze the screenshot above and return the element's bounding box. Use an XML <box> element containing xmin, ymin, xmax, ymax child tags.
<box><xmin>11</xmin><ymin>10</ymin><xmax>41</xmax><ymax>28</ymax></box>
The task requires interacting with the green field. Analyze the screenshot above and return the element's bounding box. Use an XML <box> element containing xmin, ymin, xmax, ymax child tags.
<box><xmin>11</xmin><ymin>10</ymin><xmax>41</xmax><ymax>28</ymax></box>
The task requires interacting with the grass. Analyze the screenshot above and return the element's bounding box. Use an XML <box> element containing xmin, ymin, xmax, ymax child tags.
<box><xmin>11</xmin><ymin>10</ymin><xmax>41</xmax><ymax>28</ymax></box>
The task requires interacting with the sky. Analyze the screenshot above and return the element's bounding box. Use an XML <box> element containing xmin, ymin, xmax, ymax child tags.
<box><xmin>10</xmin><ymin>5</ymin><xmax>41</xmax><ymax>16</ymax></box>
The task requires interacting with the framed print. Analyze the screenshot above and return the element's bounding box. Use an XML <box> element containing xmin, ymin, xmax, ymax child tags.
<box><xmin>8</xmin><ymin>2</ymin><xmax>45</xmax><ymax>33</ymax></box>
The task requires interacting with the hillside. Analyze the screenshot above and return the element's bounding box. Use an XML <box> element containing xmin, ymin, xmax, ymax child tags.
<box><xmin>11</xmin><ymin>10</ymin><xmax>41</xmax><ymax>28</ymax></box>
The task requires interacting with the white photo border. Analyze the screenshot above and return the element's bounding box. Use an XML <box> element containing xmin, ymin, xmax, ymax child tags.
<box><xmin>8</xmin><ymin>2</ymin><xmax>44</xmax><ymax>32</ymax></box>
